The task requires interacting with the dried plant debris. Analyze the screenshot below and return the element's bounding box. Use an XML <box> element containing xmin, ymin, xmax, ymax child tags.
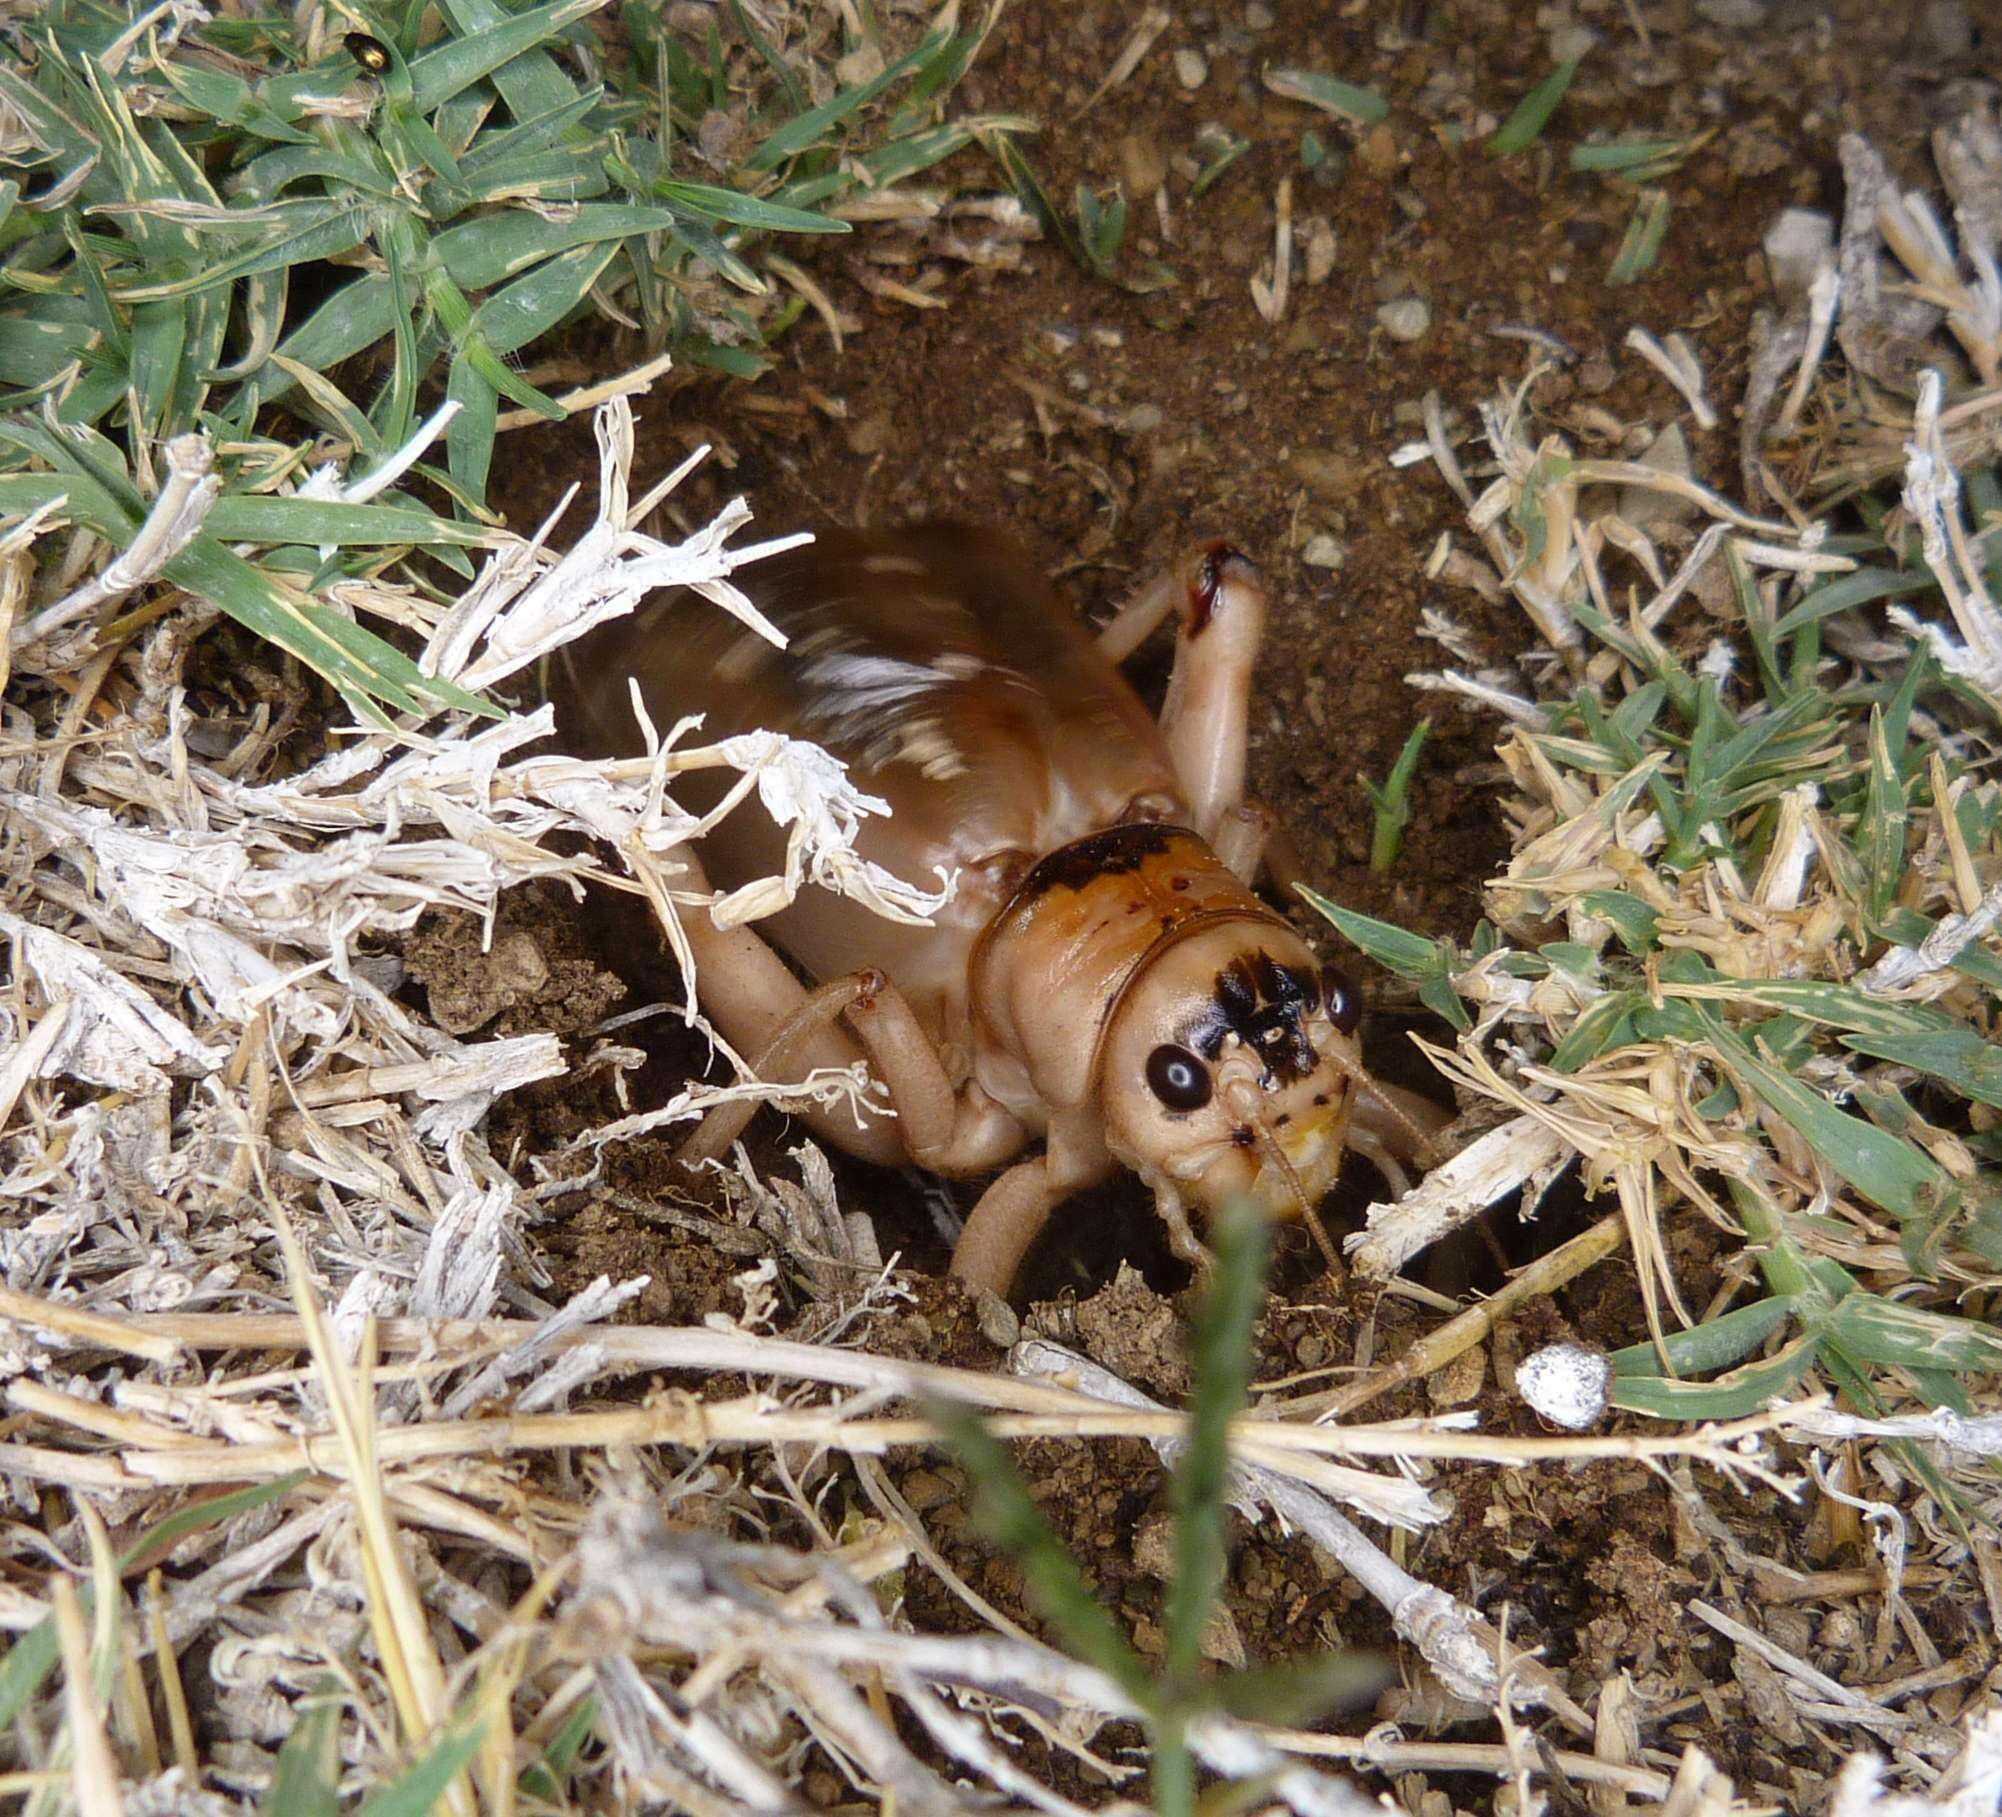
<box><xmin>1326</xmin><ymin>115</ymin><xmax>2002</xmax><ymax>1817</ymax></box>
<box><xmin>1744</xmin><ymin>104</ymin><xmax>2002</xmax><ymax>501</ymax></box>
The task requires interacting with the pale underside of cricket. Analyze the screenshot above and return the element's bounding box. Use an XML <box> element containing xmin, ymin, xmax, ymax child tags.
<box><xmin>555</xmin><ymin>523</ymin><xmax>1445</xmax><ymax>1296</ymax></box>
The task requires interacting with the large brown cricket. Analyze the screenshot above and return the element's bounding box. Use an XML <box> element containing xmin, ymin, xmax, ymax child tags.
<box><xmin>556</xmin><ymin>524</ymin><xmax>1444</xmax><ymax>1296</ymax></box>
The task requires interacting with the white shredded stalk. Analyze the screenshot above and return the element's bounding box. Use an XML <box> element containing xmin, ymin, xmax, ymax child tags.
<box><xmin>1857</xmin><ymin>879</ymin><xmax>2002</xmax><ymax>996</ymax></box>
<box><xmin>1780</xmin><ymin>1403</ymin><xmax>2002</xmax><ymax>1458</ymax></box>
<box><xmin>1346</xmin><ymin>1115</ymin><xmax>1572</xmax><ymax>1280</ymax></box>
<box><xmin>1888</xmin><ymin>370</ymin><xmax>2002</xmax><ymax>704</ymax></box>
<box><xmin>21</xmin><ymin>432</ymin><xmax>219</xmax><ymax>643</ymax></box>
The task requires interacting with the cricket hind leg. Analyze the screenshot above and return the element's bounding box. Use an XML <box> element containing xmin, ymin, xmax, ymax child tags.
<box><xmin>666</xmin><ymin>847</ymin><xmax>1028</xmax><ymax>1177</ymax></box>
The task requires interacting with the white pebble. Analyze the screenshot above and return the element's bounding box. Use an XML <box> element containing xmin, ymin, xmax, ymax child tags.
<box><xmin>1516</xmin><ymin>1343</ymin><xmax>1613</xmax><ymax>1431</ymax></box>
<box><xmin>1301</xmin><ymin>532</ymin><xmax>1345</xmax><ymax>569</ymax></box>
<box><xmin>1174</xmin><ymin>47</ymin><xmax>1208</xmax><ymax>90</ymax></box>
<box><xmin>1377</xmin><ymin>296</ymin><xmax>1432</xmax><ymax>342</ymax></box>
<box><xmin>1245</xmin><ymin>0</ymin><xmax>1274</xmax><ymax>25</ymax></box>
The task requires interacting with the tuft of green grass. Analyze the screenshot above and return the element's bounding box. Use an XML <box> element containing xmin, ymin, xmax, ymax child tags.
<box><xmin>1192</xmin><ymin>125</ymin><xmax>1252</xmax><ymax>199</ymax></box>
<box><xmin>1074</xmin><ymin>181</ymin><xmax>1127</xmax><ymax>280</ymax></box>
<box><xmin>930</xmin><ymin>1204</ymin><xmax>1385</xmax><ymax>1817</ymax></box>
<box><xmin>1</xmin><ymin>0</ymin><xmax>989</xmax><ymax>711</ymax></box>
<box><xmin>1304</xmin><ymin>426</ymin><xmax>2002</xmax><ymax>1466</ymax></box>
<box><xmin>1569</xmin><ymin>128</ymin><xmax>1712</xmax><ymax>185</ymax></box>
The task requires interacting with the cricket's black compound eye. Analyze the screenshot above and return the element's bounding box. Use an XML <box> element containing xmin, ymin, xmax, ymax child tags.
<box><xmin>1320</xmin><ymin>965</ymin><xmax>1363</xmax><ymax>1037</ymax></box>
<box><xmin>1145</xmin><ymin>1043</ymin><xmax>1213</xmax><ymax>1111</ymax></box>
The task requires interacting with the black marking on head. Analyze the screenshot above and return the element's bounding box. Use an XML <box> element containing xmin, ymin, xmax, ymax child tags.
<box><xmin>1015</xmin><ymin>822</ymin><xmax>1190</xmax><ymax>901</ymax></box>
<box><xmin>1190</xmin><ymin>953</ymin><xmax>1322</xmax><ymax>1086</ymax></box>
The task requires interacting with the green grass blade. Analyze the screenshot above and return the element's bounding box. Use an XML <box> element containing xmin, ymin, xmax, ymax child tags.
<box><xmin>432</xmin><ymin>203</ymin><xmax>680</xmax><ymax>289</ymax></box>
<box><xmin>0</xmin><ymin>1471</ymin><xmax>311</xmax><ymax>1732</ymax></box>
<box><xmin>355</xmin><ymin>1720</ymin><xmax>487</xmax><ymax>1816</ymax></box>
<box><xmin>162</xmin><ymin>538</ymin><xmax>494</xmax><ymax>719</ymax></box>
<box><xmin>115</xmin><ymin>204</ymin><xmax>370</xmax><ymax>304</ymax></box>
<box><xmin>1668</xmin><ymin>979</ymin><xmax>1954</xmax><ymax>1038</ymax></box>
<box><xmin>1699</xmin><ymin>1012</ymin><xmax>1949</xmax><ymax>1220</ymax></box>
<box><xmin>407</xmin><ymin>0</ymin><xmax>600</xmax><ymax>113</ymax></box>
<box><xmin>472</xmin><ymin>238</ymin><xmax>620</xmax><ymax>357</ymax></box>
<box><xmin>1569</xmin><ymin>137</ymin><xmax>1687</xmax><ymax>173</ymax></box>
<box><xmin>1204</xmin><ymin>1652</ymin><xmax>1389</xmax><ymax>1726</ymax></box>
<box><xmin>261</xmin><ymin>274</ymin><xmax>398</xmax><ymax>396</ymax></box>
<box><xmin>1609</xmin><ymin>1332</ymin><xmax>1822</xmax><ymax>1420</ymax></box>
<box><xmin>655</xmin><ymin>179</ymin><xmax>851</xmax><ymax>235</ymax></box>
<box><xmin>1824</xmin><ymin>1293</ymin><xmax>2002</xmax><ymax>1373</ymax></box>
<box><xmin>1547</xmin><ymin>990</ymin><xmax>1642</xmax><ymax>1072</ymax></box>
<box><xmin>1607</xmin><ymin>1295</ymin><xmax>1801</xmax><ymax>1378</ymax></box>
<box><xmin>1262</xmin><ymin>68</ymin><xmax>1389</xmax><ymax>124</ymax></box>
<box><xmin>746</xmin><ymin>29</ymin><xmax>948</xmax><ymax>170</ymax></box>
<box><xmin>1164</xmin><ymin>1202</ymin><xmax>1267</xmax><ymax>1693</ymax></box>
<box><xmin>1486</xmin><ymin>60</ymin><xmax>1577</xmax><ymax>156</ymax></box>
<box><xmin>1295</xmin><ymin>887</ymin><xmax>1443</xmax><ymax>977</ymax></box>
<box><xmin>260</xmin><ymin>1681</ymin><xmax>343</xmax><ymax>1817</ymax></box>
<box><xmin>518</xmin><ymin>1695</ymin><xmax>596</xmax><ymax>1801</ymax></box>
<box><xmin>1841</xmin><ymin>1029</ymin><xmax>2002</xmax><ymax>1109</ymax></box>
<box><xmin>203</xmin><ymin>497</ymin><xmax>491</xmax><ymax>547</ymax></box>
<box><xmin>1607</xmin><ymin>187</ymin><xmax>1671</xmax><ymax>284</ymax></box>
<box><xmin>445</xmin><ymin>354</ymin><xmax>500</xmax><ymax>505</ymax></box>
<box><xmin>1858</xmin><ymin>708</ymin><xmax>1909</xmax><ymax>923</ymax></box>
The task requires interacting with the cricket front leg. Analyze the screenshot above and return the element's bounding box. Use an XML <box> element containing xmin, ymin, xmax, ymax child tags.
<box><xmin>1103</xmin><ymin>544</ymin><xmax>1305</xmax><ymax>885</ymax></box>
<box><xmin>1157</xmin><ymin>543</ymin><xmax>1268</xmax><ymax>842</ymax></box>
<box><xmin>667</xmin><ymin>850</ymin><xmax>1026</xmax><ymax>1173</ymax></box>
<box><xmin>947</xmin><ymin>1157</ymin><xmax>1066</xmax><ymax>1297</ymax></box>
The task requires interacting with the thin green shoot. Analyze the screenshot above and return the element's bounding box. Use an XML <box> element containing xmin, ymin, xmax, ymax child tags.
<box><xmin>1192</xmin><ymin>126</ymin><xmax>1252</xmax><ymax>199</ymax></box>
<box><xmin>1607</xmin><ymin>186</ymin><xmax>1671</xmax><ymax>284</ymax></box>
<box><xmin>1074</xmin><ymin>182</ymin><xmax>1128</xmax><ymax>279</ymax></box>
<box><xmin>1362</xmin><ymin>718</ymin><xmax>1431</xmax><ymax>875</ymax></box>
<box><xmin>929</xmin><ymin>1205</ymin><xmax>1384</xmax><ymax>1817</ymax></box>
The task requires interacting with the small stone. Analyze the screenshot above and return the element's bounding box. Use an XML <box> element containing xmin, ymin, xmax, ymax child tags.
<box><xmin>1134</xmin><ymin>1511</ymin><xmax>1176</xmax><ymax>1578</ymax></box>
<box><xmin>1244</xmin><ymin>0</ymin><xmax>1274</xmax><ymax>25</ymax></box>
<box><xmin>900</xmin><ymin>1469</ymin><xmax>955</xmax><ymax>1513</ymax></box>
<box><xmin>1293</xmin><ymin>1331</ymin><xmax>1329</xmax><ymax>1369</ymax></box>
<box><xmin>1117</xmin><ymin>402</ymin><xmax>1165</xmax><ymax>435</ymax></box>
<box><xmin>1288</xmin><ymin>450</ymin><xmax>1367</xmax><ymax>502</ymax></box>
<box><xmin>1301</xmin><ymin>532</ymin><xmax>1345</xmax><ymax>568</ymax></box>
<box><xmin>1425</xmin><ymin>1344</ymin><xmax>1486</xmax><ymax>1408</ymax></box>
<box><xmin>1516</xmin><ymin>1343</ymin><xmax>1612</xmax><ymax>1430</ymax></box>
<box><xmin>1357</xmin><ymin>121</ymin><xmax>1399</xmax><ymax>178</ymax></box>
<box><xmin>1119</xmin><ymin>132</ymin><xmax>1168</xmax><ymax>198</ymax></box>
<box><xmin>1376</xmin><ymin>296</ymin><xmax>1431</xmax><ymax>342</ymax></box>
<box><xmin>972</xmin><ymin>1286</ymin><xmax>1020</xmax><ymax>1350</ymax></box>
<box><xmin>846</xmin><ymin>411</ymin><xmax>896</xmax><ymax>455</ymax></box>
<box><xmin>1173</xmin><ymin>47</ymin><xmax>1208</xmax><ymax>89</ymax></box>
<box><xmin>1763</xmin><ymin>206</ymin><xmax>1835</xmax><ymax>308</ymax></box>
<box><xmin>1299</xmin><ymin>216</ymin><xmax>1336</xmax><ymax>285</ymax></box>
<box><xmin>1200</xmin><ymin>1603</ymin><xmax>1248</xmax><ymax>1669</ymax></box>
<box><xmin>1548</xmin><ymin>23</ymin><xmax>1597</xmax><ymax>61</ymax></box>
<box><xmin>1577</xmin><ymin>352</ymin><xmax>1617</xmax><ymax>395</ymax></box>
